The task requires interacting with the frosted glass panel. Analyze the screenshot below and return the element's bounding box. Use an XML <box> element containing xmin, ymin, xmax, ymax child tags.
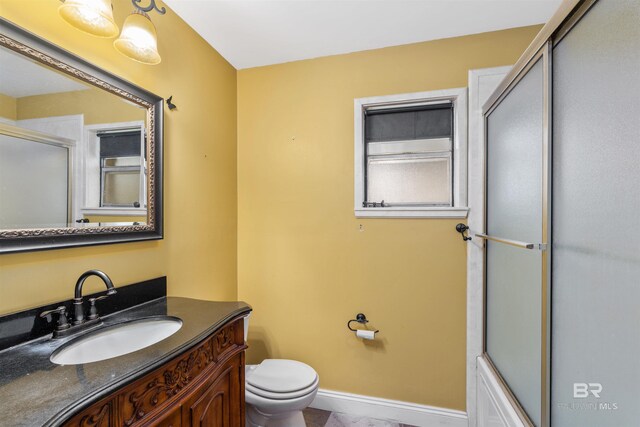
<box><xmin>367</xmin><ymin>156</ymin><xmax>451</xmax><ymax>205</ymax></box>
<box><xmin>487</xmin><ymin>60</ymin><xmax>543</xmax><ymax>245</ymax></box>
<box><xmin>486</xmin><ymin>58</ymin><xmax>543</xmax><ymax>426</ymax></box>
<box><xmin>103</xmin><ymin>171</ymin><xmax>141</xmax><ymax>207</ymax></box>
<box><xmin>486</xmin><ymin>242</ymin><xmax>542</xmax><ymax>406</ymax></box>
<box><xmin>0</xmin><ymin>134</ymin><xmax>68</xmax><ymax>229</ymax></box>
<box><xmin>552</xmin><ymin>0</ymin><xmax>640</xmax><ymax>425</ymax></box>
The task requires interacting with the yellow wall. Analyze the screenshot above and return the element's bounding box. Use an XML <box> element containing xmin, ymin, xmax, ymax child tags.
<box><xmin>16</xmin><ymin>87</ymin><xmax>144</xmax><ymax>125</ymax></box>
<box><xmin>0</xmin><ymin>92</ymin><xmax>17</xmax><ymax>120</ymax></box>
<box><xmin>0</xmin><ymin>0</ymin><xmax>238</xmax><ymax>313</ymax></box>
<box><xmin>237</xmin><ymin>26</ymin><xmax>541</xmax><ymax>410</ymax></box>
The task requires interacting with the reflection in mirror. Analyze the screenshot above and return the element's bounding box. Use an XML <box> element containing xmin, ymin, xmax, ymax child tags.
<box><xmin>98</xmin><ymin>131</ymin><xmax>144</xmax><ymax>208</ymax></box>
<box><xmin>0</xmin><ymin>46</ymin><xmax>147</xmax><ymax>230</ymax></box>
<box><xmin>0</xmin><ymin>128</ymin><xmax>71</xmax><ymax>229</ymax></box>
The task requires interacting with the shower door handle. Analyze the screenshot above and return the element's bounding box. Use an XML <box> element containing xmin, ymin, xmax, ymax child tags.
<box><xmin>475</xmin><ymin>233</ymin><xmax>547</xmax><ymax>251</ymax></box>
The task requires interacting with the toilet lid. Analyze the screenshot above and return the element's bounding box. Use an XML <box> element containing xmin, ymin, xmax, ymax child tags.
<box><xmin>246</xmin><ymin>359</ymin><xmax>318</xmax><ymax>393</ymax></box>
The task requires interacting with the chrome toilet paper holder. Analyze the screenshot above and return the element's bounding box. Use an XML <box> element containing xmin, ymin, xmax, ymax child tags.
<box><xmin>347</xmin><ymin>313</ymin><xmax>379</xmax><ymax>333</ymax></box>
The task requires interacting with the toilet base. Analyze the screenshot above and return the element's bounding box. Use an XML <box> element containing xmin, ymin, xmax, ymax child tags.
<box><xmin>245</xmin><ymin>404</ymin><xmax>306</xmax><ymax>427</ymax></box>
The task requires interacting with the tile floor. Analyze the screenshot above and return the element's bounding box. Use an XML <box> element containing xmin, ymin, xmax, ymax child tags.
<box><xmin>302</xmin><ymin>408</ymin><xmax>417</xmax><ymax>427</ymax></box>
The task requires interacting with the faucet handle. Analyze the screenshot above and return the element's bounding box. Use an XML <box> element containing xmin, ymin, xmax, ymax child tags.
<box><xmin>40</xmin><ymin>306</ymin><xmax>71</xmax><ymax>331</ymax></box>
<box><xmin>40</xmin><ymin>305</ymin><xmax>67</xmax><ymax>318</ymax></box>
<box><xmin>87</xmin><ymin>295</ymin><xmax>110</xmax><ymax>321</ymax></box>
<box><xmin>89</xmin><ymin>295</ymin><xmax>110</xmax><ymax>303</ymax></box>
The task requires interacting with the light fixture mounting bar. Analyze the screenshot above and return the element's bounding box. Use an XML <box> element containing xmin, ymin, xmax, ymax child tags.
<box><xmin>133</xmin><ymin>0</ymin><xmax>166</xmax><ymax>15</ymax></box>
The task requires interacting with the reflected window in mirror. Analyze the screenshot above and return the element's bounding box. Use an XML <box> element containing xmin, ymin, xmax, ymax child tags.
<box><xmin>81</xmin><ymin>124</ymin><xmax>147</xmax><ymax>223</ymax></box>
<box><xmin>99</xmin><ymin>129</ymin><xmax>145</xmax><ymax>209</ymax></box>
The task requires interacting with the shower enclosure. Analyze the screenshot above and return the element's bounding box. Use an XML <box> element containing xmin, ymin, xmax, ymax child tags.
<box><xmin>477</xmin><ymin>0</ymin><xmax>640</xmax><ymax>425</ymax></box>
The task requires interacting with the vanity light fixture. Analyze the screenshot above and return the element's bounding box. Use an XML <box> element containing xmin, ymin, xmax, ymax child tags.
<box><xmin>58</xmin><ymin>0</ymin><xmax>120</xmax><ymax>38</ymax></box>
<box><xmin>114</xmin><ymin>0</ymin><xmax>165</xmax><ymax>65</ymax></box>
<box><xmin>58</xmin><ymin>0</ymin><xmax>165</xmax><ymax>65</ymax></box>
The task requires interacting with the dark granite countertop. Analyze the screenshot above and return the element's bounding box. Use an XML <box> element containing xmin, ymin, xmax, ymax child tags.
<box><xmin>0</xmin><ymin>297</ymin><xmax>251</xmax><ymax>427</ymax></box>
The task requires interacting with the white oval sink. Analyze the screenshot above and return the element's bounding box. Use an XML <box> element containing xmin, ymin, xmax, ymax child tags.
<box><xmin>50</xmin><ymin>316</ymin><xmax>182</xmax><ymax>365</ymax></box>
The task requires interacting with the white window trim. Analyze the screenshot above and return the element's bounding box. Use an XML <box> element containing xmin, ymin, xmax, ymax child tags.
<box><xmin>354</xmin><ymin>88</ymin><xmax>468</xmax><ymax>218</ymax></box>
<box><xmin>81</xmin><ymin>208</ymin><xmax>147</xmax><ymax>217</ymax></box>
<box><xmin>82</xmin><ymin>121</ymin><xmax>147</xmax><ymax>217</ymax></box>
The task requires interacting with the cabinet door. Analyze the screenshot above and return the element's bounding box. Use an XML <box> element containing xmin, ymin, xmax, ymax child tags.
<box><xmin>147</xmin><ymin>405</ymin><xmax>182</xmax><ymax>427</ymax></box>
<box><xmin>184</xmin><ymin>356</ymin><xmax>241</xmax><ymax>427</ymax></box>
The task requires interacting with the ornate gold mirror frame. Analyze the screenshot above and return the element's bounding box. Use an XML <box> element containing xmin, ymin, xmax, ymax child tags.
<box><xmin>0</xmin><ymin>18</ymin><xmax>163</xmax><ymax>253</ymax></box>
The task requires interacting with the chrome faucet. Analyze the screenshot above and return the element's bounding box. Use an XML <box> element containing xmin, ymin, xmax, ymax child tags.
<box><xmin>72</xmin><ymin>270</ymin><xmax>117</xmax><ymax>325</ymax></box>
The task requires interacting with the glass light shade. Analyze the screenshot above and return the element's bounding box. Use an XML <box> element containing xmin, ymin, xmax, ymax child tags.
<box><xmin>58</xmin><ymin>0</ymin><xmax>119</xmax><ymax>38</ymax></box>
<box><xmin>114</xmin><ymin>11</ymin><xmax>161</xmax><ymax>65</ymax></box>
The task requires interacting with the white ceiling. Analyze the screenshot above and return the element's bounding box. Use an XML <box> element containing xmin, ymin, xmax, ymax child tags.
<box><xmin>164</xmin><ymin>0</ymin><xmax>562</xmax><ymax>70</ymax></box>
<box><xmin>0</xmin><ymin>49</ymin><xmax>88</xmax><ymax>98</ymax></box>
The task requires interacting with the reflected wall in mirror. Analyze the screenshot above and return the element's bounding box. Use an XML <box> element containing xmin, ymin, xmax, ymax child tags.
<box><xmin>0</xmin><ymin>18</ymin><xmax>163</xmax><ymax>253</ymax></box>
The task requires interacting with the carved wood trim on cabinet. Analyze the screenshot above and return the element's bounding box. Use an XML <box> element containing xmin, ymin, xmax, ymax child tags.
<box><xmin>121</xmin><ymin>338</ymin><xmax>215</xmax><ymax>425</ymax></box>
<box><xmin>63</xmin><ymin>318</ymin><xmax>246</xmax><ymax>427</ymax></box>
<box><xmin>65</xmin><ymin>398</ymin><xmax>117</xmax><ymax>427</ymax></box>
<box><xmin>213</xmin><ymin>322</ymin><xmax>239</xmax><ymax>363</ymax></box>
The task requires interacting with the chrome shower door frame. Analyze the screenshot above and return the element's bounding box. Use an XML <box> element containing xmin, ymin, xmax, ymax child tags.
<box><xmin>480</xmin><ymin>41</ymin><xmax>552</xmax><ymax>427</ymax></box>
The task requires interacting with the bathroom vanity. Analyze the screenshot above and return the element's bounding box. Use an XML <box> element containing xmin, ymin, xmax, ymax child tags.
<box><xmin>0</xmin><ymin>279</ymin><xmax>251</xmax><ymax>427</ymax></box>
<box><xmin>65</xmin><ymin>315</ymin><xmax>245</xmax><ymax>427</ymax></box>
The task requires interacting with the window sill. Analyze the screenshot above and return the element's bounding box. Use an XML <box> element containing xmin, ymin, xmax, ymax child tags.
<box><xmin>355</xmin><ymin>207</ymin><xmax>469</xmax><ymax>219</ymax></box>
<box><xmin>81</xmin><ymin>208</ymin><xmax>147</xmax><ymax>216</ymax></box>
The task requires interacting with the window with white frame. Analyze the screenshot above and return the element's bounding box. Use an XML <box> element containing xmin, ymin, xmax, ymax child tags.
<box><xmin>98</xmin><ymin>129</ymin><xmax>144</xmax><ymax>208</ymax></box>
<box><xmin>354</xmin><ymin>88</ymin><xmax>468</xmax><ymax>218</ymax></box>
<box><xmin>81</xmin><ymin>121</ymin><xmax>147</xmax><ymax>217</ymax></box>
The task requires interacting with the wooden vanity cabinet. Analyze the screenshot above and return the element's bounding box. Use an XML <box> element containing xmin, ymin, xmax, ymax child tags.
<box><xmin>64</xmin><ymin>317</ymin><xmax>246</xmax><ymax>427</ymax></box>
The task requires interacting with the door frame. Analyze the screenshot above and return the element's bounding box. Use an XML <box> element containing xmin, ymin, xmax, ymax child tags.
<box><xmin>466</xmin><ymin>65</ymin><xmax>512</xmax><ymax>427</ymax></box>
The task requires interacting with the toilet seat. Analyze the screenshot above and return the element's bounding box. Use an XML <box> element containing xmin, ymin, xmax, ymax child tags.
<box><xmin>246</xmin><ymin>375</ymin><xmax>319</xmax><ymax>400</ymax></box>
<box><xmin>246</xmin><ymin>359</ymin><xmax>318</xmax><ymax>396</ymax></box>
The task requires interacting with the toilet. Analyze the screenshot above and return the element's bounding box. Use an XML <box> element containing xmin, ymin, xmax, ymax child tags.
<box><xmin>244</xmin><ymin>315</ymin><xmax>319</xmax><ymax>427</ymax></box>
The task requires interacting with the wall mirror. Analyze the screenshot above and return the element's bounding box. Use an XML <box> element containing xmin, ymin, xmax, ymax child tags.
<box><xmin>0</xmin><ymin>18</ymin><xmax>163</xmax><ymax>254</ymax></box>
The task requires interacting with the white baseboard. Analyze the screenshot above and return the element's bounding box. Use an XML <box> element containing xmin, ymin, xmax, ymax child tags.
<box><xmin>310</xmin><ymin>389</ymin><xmax>468</xmax><ymax>427</ymax></box>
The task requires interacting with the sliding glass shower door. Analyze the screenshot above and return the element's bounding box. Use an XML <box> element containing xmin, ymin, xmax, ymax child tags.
<box><xmin>481</xmin><ymin>1</ymin><xmax>640</xmax><ymax>425</ymax></box>
<box><xmin>483</xmin><ymin>46</ymin><xmax>550</xmax><ymax>426</ymax></box>
<box><xmin>551</xmin><ymin>0</ymin><xmax>640</xmax><ymax>425</ymax></box>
